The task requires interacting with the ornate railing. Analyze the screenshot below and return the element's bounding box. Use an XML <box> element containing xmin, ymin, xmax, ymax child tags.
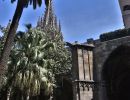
<box><xmin>74</xmin><ymin>80</ymin><xmax>107</xmax><ymax>91</ymax></box>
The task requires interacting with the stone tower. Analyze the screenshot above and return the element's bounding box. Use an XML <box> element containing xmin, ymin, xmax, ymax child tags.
<box><xmin>68</xmin><ymin>42</ymin><xmax>95</xmax><ymax>100</ymax></box>
<box><xmin>119</xmin><ymin>0</ymin><xmax>130</xmax><ymax>28</ymax></box>
<box><xmin>37</xmin><ymin>0</ymin><xmax>63</xmax><ymax>39</ymax></box>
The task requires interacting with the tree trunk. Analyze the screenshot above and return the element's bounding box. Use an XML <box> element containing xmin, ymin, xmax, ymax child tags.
<box><xmin>7</xmin><ymin>87</ymin><xmax>11</xmax><ymax>100</ymax></box>
<box><xmin>0</xmin><ymin>0</ymin><xmax>24</xmax><ymax>81</ymax></box>
<box><xmin>26</xmin><ymin>95</ymin><xmax>30</xmax><ymax>100</ymax></box>
<box><xmin>26</xmin><ymin>90</ymin><xmax>30</xmax><ymax>100</ymax></box>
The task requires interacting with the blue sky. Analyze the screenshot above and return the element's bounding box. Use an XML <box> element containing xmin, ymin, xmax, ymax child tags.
<box><xmin>0</xmin><ymin>0</ymin><xmax>124</xmax><ymax>43</ymax></box>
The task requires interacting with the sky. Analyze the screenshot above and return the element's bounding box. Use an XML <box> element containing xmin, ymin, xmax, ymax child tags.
<box><xmin>0</xmin><ymin>0</ymin><xmax>124</xmax><ymax>43</ymax></box>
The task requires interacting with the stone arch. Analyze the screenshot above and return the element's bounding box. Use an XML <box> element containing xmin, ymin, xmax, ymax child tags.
<box><xmin>102</xmin><ymin>45</ymin><xmax>130</xmax><ymax>100</ymax></box>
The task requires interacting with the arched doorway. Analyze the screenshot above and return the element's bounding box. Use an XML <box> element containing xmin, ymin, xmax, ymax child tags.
<box><xmin>102</xmin><ymin>45</ymin><xmax>130</xmax><ymax>100</ymax></box>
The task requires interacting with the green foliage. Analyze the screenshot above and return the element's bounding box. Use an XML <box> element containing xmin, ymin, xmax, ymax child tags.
<box><xmin>0</xmin><ymin>24</ymin><xmax>71</xmax><ymax>99</ymax></box>
<box><xmin>11</xmin><ymin>0</ymin><xmax>42</xmax><ymax>9</ymax></box>
<box><xmin>100</xmin><ymin>28</ymin><xmax>130</xmax><ymax>42</ymax></box>
<box><xmin>0</xmin><ymin>25</ymin><xmax>9</xmax><ymax>55</ymax></box>
<box><xmin>7</xmin><ymin>27</ymin><xmax>55</xmax><ymax>96</ymax></box>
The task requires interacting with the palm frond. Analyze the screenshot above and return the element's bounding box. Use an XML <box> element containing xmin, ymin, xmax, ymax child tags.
<box><xmin>33</xmin><ymin>0</ymin><xmax>37</xmax><ymax>9</ymax></box>
<box><xmin>37</xmin><ymin>0</ymin><xmax>42</xmax><ymax>7</ymax></box>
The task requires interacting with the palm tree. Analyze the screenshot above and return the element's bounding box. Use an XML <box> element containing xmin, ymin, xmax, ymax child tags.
<box><xmin>0</xmin><ymin>23</ymin><xmax>71</xmax><ymax>100</ymax></box>
<box><xmin>0</xmin><ymin>0</ymin><xmax>49</xmax><ymax>83</ymax></box>
<box><xmin>5</xmin><ymin>25</ymin><xmax>54</xmax><ymax>100</ymax></box>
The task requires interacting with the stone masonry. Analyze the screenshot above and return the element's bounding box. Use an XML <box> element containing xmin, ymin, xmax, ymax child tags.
<box><xmin>92</xmin><ymin>35</ymin><xmax>130</xmax><ymax>100</ymax></box>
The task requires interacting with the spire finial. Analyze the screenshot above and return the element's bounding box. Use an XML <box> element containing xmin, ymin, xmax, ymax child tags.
<box><xmin>59</xmin><ymin>20</ymin><xmax>61</xmax><ymax>33</ymax></box>
<box><xmin>37</xmin><ymin>0</ymin><xmax>63</xmax><ymax>40</ymax></box>
<box><xmin>37</xmin><ymin>16</ymin><xmax>41</xmax><ymax>27</ymax></box>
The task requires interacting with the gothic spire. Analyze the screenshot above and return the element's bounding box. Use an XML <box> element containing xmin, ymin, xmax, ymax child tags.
<box><xmin>37</xmin><ymin>0</ymin><xmax>56</xmax><ymax>30</ymax></box>
<box><xmin>37</xmin><ymin>0</ymin><xmax>63</xmax><ymax>40</ymax></box>
<box><xmin>58</xmin><ymin>20</ymin><xmax>63</xmax><ymax>40</ymax></box>
<box><xmin>38</xmin><ymin>0</ymin><xmax>58</xmax><ymax>30</ymax></box>
<box><xmin>37</xmin><ymin>16</ymin><xmax>41</xmax><ymax>27</ymax></box>
<box><xmin>58</xmin><ymin>20</ymin><xmax>61</xmax><ymax>33</ymax></box>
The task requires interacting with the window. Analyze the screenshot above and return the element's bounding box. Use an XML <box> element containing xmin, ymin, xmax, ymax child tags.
<box><xmin>123</xmin><ymin>5</ymin><xmax>130</xmax><ymax>11</ymax></box>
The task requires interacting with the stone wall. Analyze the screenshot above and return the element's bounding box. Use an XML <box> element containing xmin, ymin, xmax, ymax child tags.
<box><xmin>71</xmin><ymin>44</ymin><xmax>94</xmax><ymax>100</ymax></box>
<box><xmin>93</xmin><ymin>36</ymin><xmax>130</xmax><ymax>100</ymax></box>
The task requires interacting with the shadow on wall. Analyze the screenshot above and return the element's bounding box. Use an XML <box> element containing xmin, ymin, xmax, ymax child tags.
<box><xmin>54</xmin><ymin>78</ymin><xmax>73</xmax><ymax>100</ymax></box>
<box><xmin>102</xmin><ymin>45</ymin><xmax>130</xmax><ymax>100</ymax></box>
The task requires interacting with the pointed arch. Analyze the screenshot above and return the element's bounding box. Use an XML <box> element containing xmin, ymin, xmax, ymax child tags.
<box><xmin>102</xmin><ymin>45</ymin><xmax>130</xmax><ymax>100</ymax></box>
